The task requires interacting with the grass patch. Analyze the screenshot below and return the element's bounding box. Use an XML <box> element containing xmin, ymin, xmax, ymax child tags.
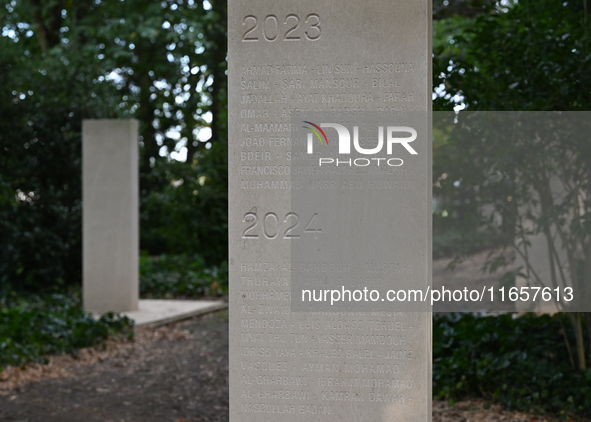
<box><xmin>0</xmin><ymin>292</ymin><xmax>133</xmax><ymax>371</ymax></box>
<box><xmin>434</xmin><ymin>313</ymin><xmax>591</xmax><ymax>418</ymax></box>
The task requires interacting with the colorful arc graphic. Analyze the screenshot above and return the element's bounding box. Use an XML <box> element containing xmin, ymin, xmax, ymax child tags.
<box><xmin>302</xmin><ymin>121</ymin><xmax>328</xmax><ymax>145</ymax></box>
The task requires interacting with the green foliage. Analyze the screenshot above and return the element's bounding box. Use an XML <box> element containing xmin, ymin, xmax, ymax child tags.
<box><xmin>432</xmin><ymin>2</ymin><xmax>591</xmax><ymax>370</ymax></box>
<box><xmin>432</xmin><ymin>1</ymin><xmax>591</xmax><ymax>247</ymax></box>
<box><xmin>434</xmin><ymin>1</ymin><xmax>590</xmax><ymax>112</ymax></box>
<box><xmin>0</xmin><ymin>292</ymin><xmax>133</xmax><ymax>370</ymax></box>
<box><xmin>140</xmin><ymin>253</ymin><xmax>228</xmax><ymax>298</ymax></box>
<box><xmin>434</xmin><ymin>313</ymin><xmax>591</xmax><ymax>417</ymax></box>
<box><xmin>141</xmin><ymin>142</ymin><xmax>228</xmax><ymax>264</ymax></box>
<box><xmin>0</xmin><ymin>0</ymin><xmax>229</xmax><ymax>292</ymax></box>
<box><xmin>0</xmin><ymin>36</ymin><xmax>122</xmax><ymax>293</ymax></box>
<box><xmin>4</xmin><ymin>0</ymin><xmax>227</xmax><ymax>155</ymax></box>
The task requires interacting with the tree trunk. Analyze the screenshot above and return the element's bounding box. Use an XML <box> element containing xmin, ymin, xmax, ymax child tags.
<box><xmin>568</xmin><ymin>312</ymin><xmax>587</xmax><ymax>370</ymax></box>
<box><xmin>29</xmin><ymin>0</ymin><xmax>64</xmax><ymax>54</ymax></box>
<box><xmin>209</xmin><ymin>0</ymin><xmax>228</xmax><ymax>147</ymax></box>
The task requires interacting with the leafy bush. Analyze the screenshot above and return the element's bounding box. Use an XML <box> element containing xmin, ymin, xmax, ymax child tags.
<box><xmin>0</xmin><ymin>37</ymin><xmax>123</xmax><ymax>294</ymax></box>
<box><xmin>140</xmin><ymin>254</ymin><xmax>228</xmax><ymax>299</ymax></box>
<box><xmin>0</xmin><ymin>292</ymin><xmax>133</xmax><ymax>370</ymax></box>
<box><xmin>434</xmin><ymin>313</ymin><xmax>591</xmax><ymax>418</ymax></box>
<box><xmin>140</xmin><ymin>154</ymin><xmax>228</xmax><ymax>266</ymax></box>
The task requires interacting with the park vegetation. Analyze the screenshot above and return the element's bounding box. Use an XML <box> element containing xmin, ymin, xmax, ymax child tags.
<box><xmin>432</xmin><ymin>0</ymin><xmax>591</xmax><ymax>417</ymax></box>
<box><xmin>0</xmin><ymin>0</ymin><xmax>590</xmax><ymax>417</ymax></box>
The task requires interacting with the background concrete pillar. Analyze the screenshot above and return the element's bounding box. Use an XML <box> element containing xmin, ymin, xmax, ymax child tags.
<box><xmin>82</xmin><ymin>119</ymin><xmax>139</xmax><ymax>313</ymax></box>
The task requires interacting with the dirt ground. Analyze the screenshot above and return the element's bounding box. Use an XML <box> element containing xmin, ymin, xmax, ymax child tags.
<box><xmin>0</xmin><ymin>309</ymin><xmax>557</xmax><ymax>422</ymax></box>
<box><xmin>0</xmin><ymin>311</ymin><xmax>229</xmax><ymax>422</ymax></box>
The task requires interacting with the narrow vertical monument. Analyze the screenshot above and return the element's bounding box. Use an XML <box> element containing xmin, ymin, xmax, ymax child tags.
<box><xmin>228</xmin><ymin>1</ymin><xmax>431</xmax><ymax>420</ymax></box>
<box><xmin>82</xmin><ymin>120</ymin><xmax>139</xmax><ymax>313</ymax></box>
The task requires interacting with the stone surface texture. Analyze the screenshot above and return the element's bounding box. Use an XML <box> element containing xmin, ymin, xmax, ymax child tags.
<box><xmin>120</xmin><ymin>299</ymin><xmax>228</xmax><ymax>327</ymax></box>
<box><xmin>228</xmin><ymin>1</ymin><xmax>431</xmax><ymax>420</ymax></box>
<box><xmin>83</xmin><ymin>119</ymin><xmax>139</xmax><ymax>313</ymax></box>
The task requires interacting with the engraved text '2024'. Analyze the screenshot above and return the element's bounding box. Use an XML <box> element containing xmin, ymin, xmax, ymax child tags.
<box><xmin>242</xmin><ymin>211</ymin><xmax>321</xmax><ymax>240</ymax></box>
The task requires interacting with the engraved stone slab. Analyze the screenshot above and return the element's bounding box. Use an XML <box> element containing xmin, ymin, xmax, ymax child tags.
<box><xmin>83</xmin><ymin>119</ymin><xmax>139</xmax><ymax>313</ymax></box>
<box><xmin>228</xmin><ymin>1</ymin><xmax>431</xmax><ymax>420</ymax></box>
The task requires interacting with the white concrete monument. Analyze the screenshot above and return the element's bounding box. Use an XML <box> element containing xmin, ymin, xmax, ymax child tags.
<box><xmin>82</xmin><ymin>119</ymin><xmax>139</xmax><ymax>313</ymax></box>
<box><xmin>229</xmin><ymin>1</ymin><xmax>432</xmax><ymax>420</ymax></box>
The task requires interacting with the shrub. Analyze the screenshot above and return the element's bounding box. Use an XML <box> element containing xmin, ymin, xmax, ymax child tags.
<box><xmin>434</xmin><ymin>313</ymin><xmax>591</xmax><ymax>418</ymax></box>
<box><xmin>140</xmin><ymin>253</ymin><xmax>228</xmax><ymax>299</ymax></box>
<box><xmin>0</xmin><ymin>292</ymin><xmax>133</xmax><ymax>370</ymax></box>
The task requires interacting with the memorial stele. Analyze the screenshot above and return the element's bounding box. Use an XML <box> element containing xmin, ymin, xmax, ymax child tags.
<box><xmin>82</xmin><ymin>119</ymin><xmax>139</xmax><ymax>314</ymax></box>
<box><xmin>228</xmin><ymin>1</ymin><xmax>432</xmax><ymax>420</ymax></box>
